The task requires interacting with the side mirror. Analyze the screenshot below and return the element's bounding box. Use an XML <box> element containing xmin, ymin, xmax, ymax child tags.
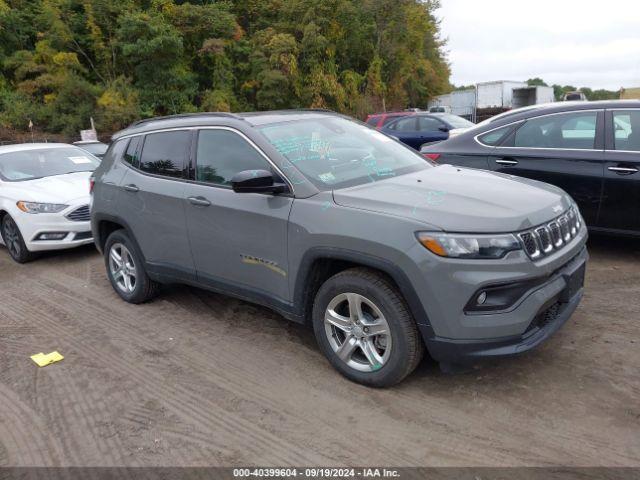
<box><xmin>231</xmin><ymin>169</ymin><xmax>288</xmax><ymax>194</ymax></box>
<box><xmin>438</xmin><ymin>126</ymin><xmax>450</xmax><ymax>133</ymax></box>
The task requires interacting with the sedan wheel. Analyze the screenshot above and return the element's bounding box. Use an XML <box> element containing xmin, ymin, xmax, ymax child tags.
<box><xmin>324</xmin><ymin>292</ymin><xmax>392</xmax><ymax>372</ymax></box>
<box><xmin>3</xmin><ymin>217</ymin><xmax>22</xmax><ymax>259</ymax></box>
<box><xmin>108</xmin><ymin>243</ymin><xmax>137</xmax><ymax>294</ymax></box>
<box><xmin>1</xmin><ymin>215</ymin><xmax>34</xmax><ymax>263</ymax></box>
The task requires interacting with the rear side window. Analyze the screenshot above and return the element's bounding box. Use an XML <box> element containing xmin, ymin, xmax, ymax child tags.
<box><xmin>139</xmin><ymin>131</ymin><xmax>190</xmax><ymax>178</ymax></box>
<box><xmin>381</xmin><ymin>115</ymin><xmax>401</xmax><ymax>126</ymax></box>
<box><xmin>613</xmin><ymin>110</ymin><xmax>640</xmax><ymax>151</ymax></box>
<box><xmin>196</xmin><ymin>129</ymin><xmax>271</xmax><ymax>186</ymax></box>
<box><xmin>388</xmin><ymin>117</ymin><xmax>417</xmax><ymax>132</ymax></box>
<box><xmin>417</xmin><ymin>116</ymin><xmax>444</xmax><ymax>131</ymax></box>
<box><xmin>123</xmin><ymin>137</ymin><xmax>141</xmax><ymax>167</ymax></box>
<box><xmin>514</xmin><ymin>111</ymin><xmax>597</xmax><ymax>150</ymax></box>
<box><xmin>366</xmin><ymin>117</ymin><xmax>379</xmax><ymax>126</ymax></box>
<box><xmin>478</xmin><ymin>125</ymin><xmax>513</xmax><ymax>146</ymax></box>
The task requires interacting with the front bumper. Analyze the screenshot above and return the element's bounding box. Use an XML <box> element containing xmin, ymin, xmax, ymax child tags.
<box><xmin>9</xmin><ymin>207</ymin><xmax>93</xmax><ymax>252</ymax></box>
<box><xmin>420</xmin><ymin>246</ymin><xmax>588</xmax><ymax>364</ymax></box>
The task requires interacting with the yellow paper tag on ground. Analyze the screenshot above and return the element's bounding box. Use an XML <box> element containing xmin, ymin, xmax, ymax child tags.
<box><xmin>31</xmin><ymin>351</ymin><xmax>64</xmax><ymax>367</ymax></box>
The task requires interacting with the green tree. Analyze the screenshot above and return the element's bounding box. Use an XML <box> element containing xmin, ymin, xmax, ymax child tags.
<box><xmin>116</xmin><ymin>10</ymin><xmax>197</xmax><ymax>115</ymax></box>
<box><xmin>0</xmin><ymin>0</ymin><xmax>453</xmax><ymax>137</ymax></box>
<box><xmin>527</xmin><ymin>77</ymin><xmax>548</xmax><ymax>87</ymax></box>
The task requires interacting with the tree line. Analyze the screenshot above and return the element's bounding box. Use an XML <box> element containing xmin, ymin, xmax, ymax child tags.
<box><xmin>0</xmin><ymin>0</ymin><xmax>451</xmax><ymax>137</ymax></box>
<box><xmin>525</xmin><ymin>78</ymin><xmax>619</xmax><ymax>101</ymax></box>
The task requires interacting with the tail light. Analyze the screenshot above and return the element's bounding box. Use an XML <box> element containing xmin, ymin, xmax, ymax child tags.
<box><xmin>423</xmin><ymin>153</ymin><xmax>441</xmax><ymax>162</ymax></box>
<box><xmin>89</xmin><ymin>177</ymin><xmax>95</xmax><ymax>194</ymax></box>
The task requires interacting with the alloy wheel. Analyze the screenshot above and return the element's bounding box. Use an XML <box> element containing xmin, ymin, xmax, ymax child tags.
<box><xmin>109</xmin><ymin>243</ymin><xmax>137</xmax><ymax>294</ymax></box>
<box><xmin>3</xmin><ymin>218</ymin><xmax>22</xmax><ymax>259</ymax></box>
<box><xmin>323</xmin><ymin>292</ymin><xmax>392</xmax><ymax>372</ymax></box>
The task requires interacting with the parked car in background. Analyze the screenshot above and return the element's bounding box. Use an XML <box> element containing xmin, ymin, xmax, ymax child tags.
<box><xmin>381</xmin><ymin>113</ymin><xmax>475</xmax><ymax>150</ymax></box>
<box><xmin>92</xmin><ymin>110</ymin><xmax>587</xmax><ymax>387</ymax></box>
<box><xmin>421</xmin><ymin>100</ymin><xmax>640</xmax><ymax>237</ymax></box>
<box><xmin>365</xmin><ymin>110</ymin><xmax>417</xmax><ymax>129</ymax></box>
<box><xmin>73</xmin><ymin>140</ymin><xmax>109</xmax><ymax>159</ymax></box>
<box><xmin>563</xmin><ymin>91</ymin><xmax>588</xmax><ymax>101</ymax></box>
<box><xmin>0</xmin><ymin>143</ymin><xmax>99</xmax><ymax>263</ymax></box>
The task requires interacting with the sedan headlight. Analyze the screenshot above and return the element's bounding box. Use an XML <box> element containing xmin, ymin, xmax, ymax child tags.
<box><xmin>16</xmin><ymin>201</ymin><xmax>68</xmax><ymax>214</ymax></box>
<box><xmin>416</xmin><ymin>232</ymin><xmax>521</xmax><ymax>259</ymax></box>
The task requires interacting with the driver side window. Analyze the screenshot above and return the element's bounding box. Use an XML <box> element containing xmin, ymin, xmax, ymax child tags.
<box><xmin>196</xmin><ymin>129</ymin><xmax>272</xmax><ymax>187</ymax></box>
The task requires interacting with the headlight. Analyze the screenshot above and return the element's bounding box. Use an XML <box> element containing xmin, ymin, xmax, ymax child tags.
<box><xmin>16</xmin><ymin>201</ymin><xmax>68</xmax><ymax>214</ymax></box>
<box><xmin>416</xmin><ymin>232</ymin><xmax>521</xmax><ymax>259</ymax></box>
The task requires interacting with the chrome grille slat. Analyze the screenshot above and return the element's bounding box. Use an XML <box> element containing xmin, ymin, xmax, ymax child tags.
<box><xmin>558</xmin><ymin>215</ymin><xmax>571</xmax><ymax>241</ymax></box>
<box><xmin>548</xmin><ymin>221</ymin><xmax>563</xmax><ymax>247</ymax></box>
<box><xmin>535</xmin><ymin>226</ymin><xmax>552</xmax><ymax>253</ymax></box>
<box><xmin>518</xmin><ymin>207</ymin><xmax>582</xmax><ymax>260</ymax></box>
<box><xmin>519</xmin><ymin>231</ymin><xmax>540</xmax><ymax>258</ymax></box>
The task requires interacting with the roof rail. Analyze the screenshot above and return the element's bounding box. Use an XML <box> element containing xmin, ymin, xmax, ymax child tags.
<box><xmin>127</xmin><ymin>112</ymin><xmax>241</xmax><ymax>129</ymax></box>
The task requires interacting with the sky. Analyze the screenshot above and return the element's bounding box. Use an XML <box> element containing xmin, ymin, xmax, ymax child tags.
<box><xmin>436</xmin><ymin>0</ymin><xmax>640</xmax><ymax>90</ymax></box>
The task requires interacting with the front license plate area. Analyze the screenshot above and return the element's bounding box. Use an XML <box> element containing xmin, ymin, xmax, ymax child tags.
<box><xmin>560</xmin><ymin>264</ymin><xmax>585</xmax><ymax>302</ymax></box>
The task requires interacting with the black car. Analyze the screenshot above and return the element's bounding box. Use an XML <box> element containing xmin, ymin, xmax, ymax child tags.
<box><xmin>421</xmin><ymin>100</ymin><xmax>640</xmax><ymax>236</ymax></box>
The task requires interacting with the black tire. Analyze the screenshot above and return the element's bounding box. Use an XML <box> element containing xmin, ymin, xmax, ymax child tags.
<box><xmin>1</xmin><ymin>214</ymin><xmax>36</xmax><ymax>264</ymax></box>
<box><xmin>312</xmin><ymin>267</ymin><xmax>424</xmax><ymax>387</ymax></box>
<box><xmin>104</xmin><ymin>229</ymin><xmax>159</xmax><ymax>304</ymax></box>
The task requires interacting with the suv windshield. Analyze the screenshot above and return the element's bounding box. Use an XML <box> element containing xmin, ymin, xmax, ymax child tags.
<box><xmin>259</xmin><ymin>117</ymin><xmax>430</xmax><ymax>189</ymax></box>
<box><xmin>0</xmin><ymin>147</ymin><xmax>100</xmax><ymax>182</ymax></box>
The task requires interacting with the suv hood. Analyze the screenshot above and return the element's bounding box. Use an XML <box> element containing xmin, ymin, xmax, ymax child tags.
<box><xmin>7</xmin><ymin>172</ymin><xmax>92</xmax><ymax>203</ymax></box>
<box><xmin>333</xmin><ymin>165</ymin><xmax>572</xmax><ymax>233</ymax></box>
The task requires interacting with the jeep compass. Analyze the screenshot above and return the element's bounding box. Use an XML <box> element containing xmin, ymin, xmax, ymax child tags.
<box><xmin>91</xmin><ymin>110</ymin><xmax>588</xmax><ymax>387</ymax></box>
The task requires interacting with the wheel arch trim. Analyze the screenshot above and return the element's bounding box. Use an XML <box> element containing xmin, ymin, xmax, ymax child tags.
<box><xmin>293</xmin><ymin>247</ymin><xmax>435</xmax><ymax>337</ymax></box>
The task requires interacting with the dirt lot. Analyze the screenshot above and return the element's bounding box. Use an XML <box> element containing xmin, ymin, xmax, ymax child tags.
<box><xmin>1</xmin><ymin>235</ymin><xmax>639</xmax><ymax>467</ymax></box>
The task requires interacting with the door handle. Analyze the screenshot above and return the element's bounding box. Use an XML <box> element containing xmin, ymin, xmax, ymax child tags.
<box><xmin>495</xmin><ymin>158</ymin><xmax>519</xmax><ymax>166</ymax></box>
<box><xmin>608</xmin><ymin>166</ymin><xmax>638</xmax><ymax>175</ymax></box>
<box><xmin>123</xmin><ymin>184</ymin><xmax>139</xmax><ymax>193</ymax></box>
<box><xmin>188</xmin><ymin>196</ymin><xmax>211</xmax><ymax>207</ymax></box>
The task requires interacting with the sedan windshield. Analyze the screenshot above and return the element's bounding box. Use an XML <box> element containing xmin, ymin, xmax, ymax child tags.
<box><xmin>259</xmin><ymin>117</ymin><xmax>431</xmax><ymax>189</ymax></box>
<box><xmin>0</xmin><ymin>147</ymin><xmax>100</xmax><ymax>182</ymax></box>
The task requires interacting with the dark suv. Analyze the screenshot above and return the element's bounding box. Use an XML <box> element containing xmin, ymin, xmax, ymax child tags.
<box><xmin>91</xmin><ymin>110</ymin><xmax>588</xmax><ymax>387</ymax></box>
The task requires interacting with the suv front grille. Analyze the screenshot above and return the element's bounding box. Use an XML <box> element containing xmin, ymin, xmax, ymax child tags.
<box><xmin>66</xmin><ymin>205</ymin><xmax>90</xmax><ymax>222</ymax></box>
<box><xmin>518</xmin><ymin>207</ymin><xmax>582</xmax><ymax>260</ymax></box>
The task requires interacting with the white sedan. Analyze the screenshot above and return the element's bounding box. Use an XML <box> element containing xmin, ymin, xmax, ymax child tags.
<box><xmin>0</xmin><ymin>143</ymin><xmax>100</xmax><ymax>263</ymax></box>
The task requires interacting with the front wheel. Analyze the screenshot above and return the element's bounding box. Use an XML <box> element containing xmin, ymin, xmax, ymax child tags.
<box><xmin>312</xmin><ymin>268</ymin><xmax>424</xmax><ymax>387</ymax></box>
<box><xmin>1</xmin><ymin>215</ymin><xmax>35</xmax><ymax>263</ymax></box>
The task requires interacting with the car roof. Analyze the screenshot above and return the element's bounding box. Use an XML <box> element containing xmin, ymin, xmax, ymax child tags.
<box><xmin>112</xmin><ymin>109</ymin><xmax>340</xmax><ymax>140</ymax></box>
<box><xmin>368</xmin><ymin>111</ymin><xmax>416</xmax><ymax>117</ymax></box>
<box><xmin>0</xmin><ymin>143</ymin><xmax>73</xmax><ymax>154</ymax></box>
<box><xmin>73</xmin><ymin>140</ymin><xmax>106</xmax><ymax>145</ymax></box>
<box><xmin>484</xmin><ymin>100</ymin><xmax>640</xmax><ymax>126</ymax></box>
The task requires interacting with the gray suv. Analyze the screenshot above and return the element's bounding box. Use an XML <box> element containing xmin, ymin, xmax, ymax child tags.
<box><xmin>91</xmin><ymin>110</ymin><xmax>588</xmax><ymax>387</ymax></box>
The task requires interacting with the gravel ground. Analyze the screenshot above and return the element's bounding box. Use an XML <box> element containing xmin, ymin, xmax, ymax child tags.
<box><xmin>0</xmin><ymin>235</ymin><xmax>639</xmax><ymax>467</ymax></box>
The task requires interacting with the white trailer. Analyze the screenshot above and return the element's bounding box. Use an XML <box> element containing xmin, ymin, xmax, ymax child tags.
<box><xmin>428</xmin><ymin>88</ymin><xmax>476</xmax><ymax>120</ymax></box>
<box><xmin>512</xmin><ymin>86</ymin><xmax>555</xmax><ymax>108</ymax></box>
<box><xmin>476</xmin><ymin>81</ymin><xmax>528</xmax><ymax>109</ymax></box>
